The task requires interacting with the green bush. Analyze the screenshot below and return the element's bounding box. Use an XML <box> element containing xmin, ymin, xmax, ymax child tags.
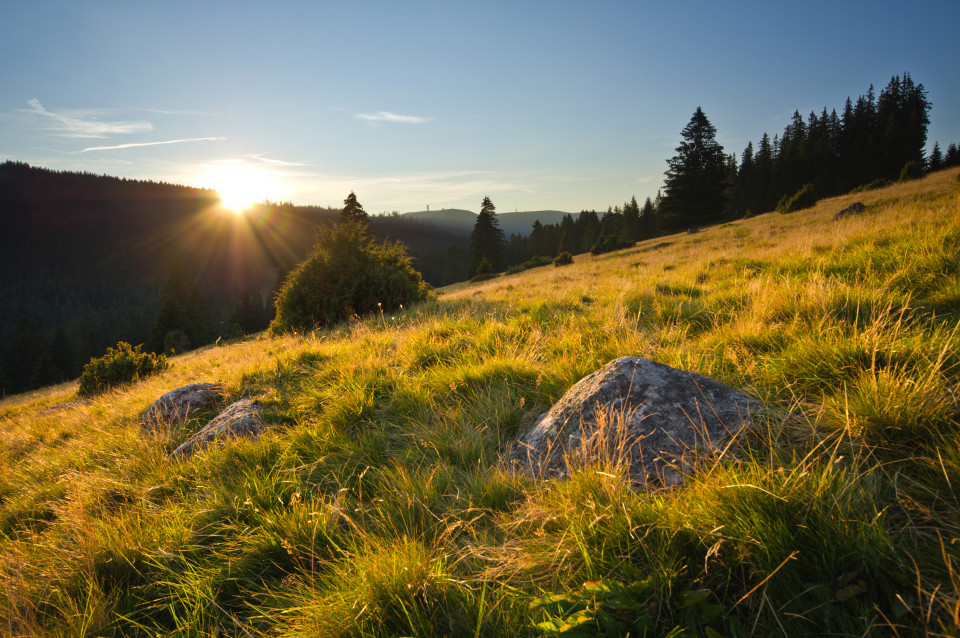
<box><xmin>506</xmin><ymin>255</ymin><xmax>553</xmax><ymax>275</ymax></box>
<box><xmin>590</xmin><ymin>234</ymin><xmax>633</xmax><ymax>255</ymax></box>
<box><xmin>77</xmin><ymin>342</ymin><xmax>168</xmax><ymax>397</ymax></box>
<box><xmin>850</xmin><ymin>178</ymin><xmax>892</xmax><ymax>194</ymax></box>
<box><xmin>270</xmin><ymin>221</ymin><xmax>432</xmax><ymax>334</ymax></box>
<box><xmin>469</xmin><ymin>257</ymin><xmax>496</xmax><ymax>282</ymax></box>
<box><xmin>554</xmin><ymin>252</ymin><xmax>574</xmax><ymax>267</ymax></box>
<box><xmin>898</xmin><ymin>160</ymin><xmax>923</xmax><ymax>182</ymax></box>
<box><xmin>776</xmin><ymin>183</ymin><xmax>816</xmax><ymax>213</ymax></box>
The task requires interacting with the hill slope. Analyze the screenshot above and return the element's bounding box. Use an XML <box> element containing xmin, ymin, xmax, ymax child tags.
<box><xmin>2</xmin><ymin>169</ymin><xmax>960</xmax><ymax>636</ymax></box>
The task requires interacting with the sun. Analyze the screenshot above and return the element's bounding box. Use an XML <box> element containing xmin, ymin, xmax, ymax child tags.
<box><xmin>205</xmin><ymin>163</ymin><xmax>281</xmax><ymax>213</ymax></box>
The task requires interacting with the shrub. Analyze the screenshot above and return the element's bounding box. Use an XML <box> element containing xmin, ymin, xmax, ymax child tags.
<box><xmin>898</xmin><ymin>160</ymin><xmax>923</xmax><ymax>182</ymax></box>
<box><xmin>77</xmin><ymin>342</ymin><xmax>168</xmax><ymax>397</ymax></box>
<box><xmin>270</xmin><ymin>221</ymin><xmax>432</xmax><ymax>334</ymax></box>
<box><xmin>554</xmin><ymin>252</ymin><xmax>574</xmax><ymax>267</ymax></box>
<box><xmin>506</xmin><ymin>255</ymin><xmax>553</xmax><ymax>275</ymax></box>
<box><xmin>590</xmin><ymin>234</ymin><xmax>633</xmax><ymax>255</ymax></box>
<box><xmin>469</xmin><ymin>257</ymin><xmax>496</xmax><ymax>282</ymax></box>
<box><xmin>850</xmin><ymin>178</ymin><xmax>892</xmax><ymax>194</ymax></box>
<box><xmin>776</xmin><ymin>183</ymin><xmax>816</xmax><ymax>213</ymax></box>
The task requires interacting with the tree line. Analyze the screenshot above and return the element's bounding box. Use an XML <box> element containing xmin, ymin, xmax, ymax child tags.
<box><xmin>662</xmin><ymin>73</ymin><xmax>957</xmax><ymax>229</ymax></box>
<box><xmin>467</xmin><ymin>72</ymin><xmax>957</xmax><ymax>277</ymax></box>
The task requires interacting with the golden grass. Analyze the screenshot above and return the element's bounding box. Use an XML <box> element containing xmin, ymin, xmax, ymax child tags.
<box><xmin>1</xmin><ymin>167</ymin><xmax>959</xmax><ymax>636</ymax></box>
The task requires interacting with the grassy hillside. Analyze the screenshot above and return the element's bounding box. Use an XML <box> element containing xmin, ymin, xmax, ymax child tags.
<box><xmin>2</xmin><ymin>168</ymin><xmax>960</xmax><ymax>636</ymax></box>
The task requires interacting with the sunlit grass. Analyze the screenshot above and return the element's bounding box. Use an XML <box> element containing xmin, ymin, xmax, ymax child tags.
<box><xmin>1</xmin><ymin>167</ymin><xmax>959</xmax><ymax>635</ymax></box>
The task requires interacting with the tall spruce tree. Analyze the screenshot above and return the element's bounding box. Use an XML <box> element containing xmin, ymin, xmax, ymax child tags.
<box><xmin>661</xmin><ymin>107</ymin><xmax>727</xmax><ymax>229</ymax></box>
<box><xmin>469</xmin><ymin>197</ymin><xmax>505</xmax><ymax>275</ymax></box>
<box><xmin>876</xmin><ymin>73</ymin><xmax>931</xmax><ymax>179</ymax></box>
<box><xmin>340</xmin><ymin>191</ymin><xmax>370</xmax><ymax>227</ymax></box>
<box><xmin>929</xmin><ymin>142</ymin><xmax>943</xmax><ymax>171</ymax></box>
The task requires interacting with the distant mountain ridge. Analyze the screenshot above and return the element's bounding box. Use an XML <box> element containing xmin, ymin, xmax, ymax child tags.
<box><xmin>397</xmin><ymin>208</ymin><xmax>578</xmax><ymax>237</ymax></box>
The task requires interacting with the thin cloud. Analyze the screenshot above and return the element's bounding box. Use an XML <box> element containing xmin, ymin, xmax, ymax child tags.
<box><xmin>79</xmin><ymin>137</ymin><xmax>224</xmax><ymax>152</ymax></box>
<box><xmin>355</xmin><ymin>111</ymin><xmax>430</xmax><ymax>124</ymax></box>
<box><xmin>142</xmin><ymin>108</ymin><xmax>223</xmax><ymax>116</ymax></box>
<box><xmin>242</xmin><ymin>154</ymin><xmax>305</xmax><ymax>166</ymax></box>
<box><xmin>26</xmin><ymin>98</ymin><xmax>153</xmax><ymax>138</ymax></box>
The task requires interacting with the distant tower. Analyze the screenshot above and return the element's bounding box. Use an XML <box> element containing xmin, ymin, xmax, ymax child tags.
<box><xmin>427</xmin><ymin>204</ymin><xmax>429</xmax><ymax>211</ymax></box>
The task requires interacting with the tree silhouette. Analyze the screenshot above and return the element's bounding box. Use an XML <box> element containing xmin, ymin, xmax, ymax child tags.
<box><xmin>661</xmin><ymin>107</ymin><xmax>727</xmax><ymax>229</ymax></box>
<box><xmin>340</xmin><ymin>191</ymin><xmax>370</xmax><ymax>227</ymax></box>
<box><xmin>469</xmin><ymin>197</ymin><xmax>505</xmax><ymax>275</ymax></box>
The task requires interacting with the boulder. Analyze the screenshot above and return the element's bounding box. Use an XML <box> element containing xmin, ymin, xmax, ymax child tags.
<box><xmin>834</xmin><ymin>201</ymin><xmax>865</xmax><ymax>220</ymax></box>
<box><xmin>510</xmin><ymin>357</ymin><xmax>759</xmax><ymax>487</ymax></box>
<box><xmin>141</xmin><ymin>382</ymin><xmax>225</xmax><ymax>429</ymax></box>
<box><xmin>173</xmin><ymin>399</ymin><xmax>264</xmax><ymax>458</ymax></box>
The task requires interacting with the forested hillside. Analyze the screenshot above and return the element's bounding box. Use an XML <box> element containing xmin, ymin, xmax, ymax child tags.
<box><xmin>0</xmin><ymin>164</ymin><xmax>468</xmax><ymax>395</ymax></box>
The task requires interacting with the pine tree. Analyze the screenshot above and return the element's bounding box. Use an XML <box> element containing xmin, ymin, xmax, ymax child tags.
<box><xmin>929</xmin><ymin>142</ymin><xmax>943</xmax><ymax>171</ymax></box>
<box><xmin>945</xmin><ymin>143</ymin><xmax>960</xmax><ymax>168</ymax></box>
<box><xmin>558</xmin><ymin>214</ymin><xmax>577</xmax><ymax>253</ymax></box>
<box><xmin>469</xmin><ymin>197</ymin><xmax>506</xmax><ymax>275</ymax></box>
<box><xmin>622</xmin><ymin>196</ymin><xmax>641</xmax><ymax>241</ymax></box>
<box><xmin>876</xmin><ymin>73</ymin><xmax>931</xmax><ymax>179</ymax></box>
<box><xmin>639</xmin><ymin>197</ymin><xmax>658</xmax><ymax>238</ymax></box>
<box><xmin>661</xmin><ymin>107</ymin><xmax>727</xmax><ymax>229</ymax></box>
<box><xmin>340</xmin><ymin>191</ymin><xmax>370</xmax><ymax>227</ymax></box>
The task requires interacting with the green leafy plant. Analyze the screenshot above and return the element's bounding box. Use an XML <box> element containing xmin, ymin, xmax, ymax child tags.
<box><xmin>590</xmin><ymin>234</ymin><xmax>633</xmax><ymax>255</ymax></box>
<box><xmin>469</xmin><ymin>256</ymin><xmax>496</xmax><ymax>282</ymax></box>
<box><xmin>899</xmin><ymin>160</ymin><xmax>923</xmax><ymax>182</ymax></box>
<box><xmin>271</xmin><ymin>220</ymin><xmax>432</xmax><ymax>334</ymax></box>
<box><xmin>531</xmin><ymin>579</ymin><xmax>725</xmax><ymax>637</ymax></box>
<box><xmin>776</xmin><ymin>183</ymin><xmax>816</xmax><ymax>213</ymax></box>
<box><xmin>77</xmin><ymin>342</ymin><xmax>168</xmax><ymax>397</ymax></box>
<box><xmin>507</xmin><ymin>255</ymin><xmax>553</xmax><ymax>275</ymax></box>
<box><xmin>849</xmin><ymin>177</ymin><xmax>892</xmax><ymax>194</ymax></box>
<box><xmin>554</xmin><ymin>252</ymin><xmax>574</xmax><ymax>267</ymax></box>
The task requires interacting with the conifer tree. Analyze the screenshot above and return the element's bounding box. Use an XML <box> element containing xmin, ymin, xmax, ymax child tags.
<box><xmin>340</xmin><ymin>191</ymin><xmax>370</xmax><ymax>227</ymax></box>
<box><xmin>929</xmin><ymin>142</ymin><xmax>943</xmax><ymax>171</ymax></box>
<box><xmin>639</xmin><ymin>197</ymin><xmax>658</xmax><ymax>239</ymax></box>
<box><xmin>661</xmin><ymin>107</ymin><xmax>727</xmax><ymax>229</ymax></box>
<box><xmin>945</xmin><ymin>143</ymin><xmax>959</xmax><ymax>168</ymax></box>
<box><xmin>468</xmin><ymin>197</ymin><xmax>505</xmax><ymax>275</ymax></box>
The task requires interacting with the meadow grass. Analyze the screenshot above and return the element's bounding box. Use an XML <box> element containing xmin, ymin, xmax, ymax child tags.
<box><xmin>1</xmin><ymin>168</ymin><xmax>959</xmax><ymax>636</ymax></box>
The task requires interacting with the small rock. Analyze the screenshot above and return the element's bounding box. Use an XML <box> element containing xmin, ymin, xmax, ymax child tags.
<box><xmin>510</xmin><ymin>357</ymin><xmax>759</xmax><ymax>487</ymax></box>
<box><xmin>834</xmin><ymin>201</ymin><xmax>865</xmax><ymax>220</ymax></box>
<box><xmin>141</xmin><ymin>382</ymin><xmax>225</xmax><ymax>429</ymax></box>
<box><xmin>173</xmin><ymin>399</ymin><xmax>264</xmax><ymax>458</ymax></box>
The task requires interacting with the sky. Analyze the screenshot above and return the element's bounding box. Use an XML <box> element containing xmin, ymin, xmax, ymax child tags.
<box><xmin>2</xmin><ymin>1</ymin><xmax>959</xmax><ymax>214</ymax></box>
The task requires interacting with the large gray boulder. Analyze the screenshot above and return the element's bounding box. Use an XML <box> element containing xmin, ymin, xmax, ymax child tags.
<box><xmin>834</xmin><ymin>201</ymin><xmax>865</xmax><ymax>220</ymax></box>
<box><xmin>173</xmin><ymin>399</ymin><xmax>264</xmax><ymax>458</ymax></box>
<box><xmin>141</xmin><ymin>382</ymin><xmax>225</xmax><ymax>429</ymax></box>
<box><xmin>511</xmin><ymin>357</ymin><xmax>759</xmax><ymax>487</ymax></box>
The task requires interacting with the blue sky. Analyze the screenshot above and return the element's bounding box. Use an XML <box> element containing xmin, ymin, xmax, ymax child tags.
<box><xmin>2</xmin><ymin>1</ymin><xmax>958</xmax><ymax>213</ymax></box>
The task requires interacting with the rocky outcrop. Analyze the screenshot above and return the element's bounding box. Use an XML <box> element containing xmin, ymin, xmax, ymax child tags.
<box><xmin>834</xmin><ymin>201</ymin><xmax>865</xmax><ymax>220</ymax></box>
<box><xmin>510</xmin><ymin>357</ymin><xmax>759</xmax><ymax>487</ymax></box>
<box><xmin>172</xmin><ymin>398</ymin><xmax>264</xmax><ymax>458</ymax></box>
<box><xmin>141</xmin><ymin>382</ymin><xmax>225</xmax><ymax>429</ymax></box>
